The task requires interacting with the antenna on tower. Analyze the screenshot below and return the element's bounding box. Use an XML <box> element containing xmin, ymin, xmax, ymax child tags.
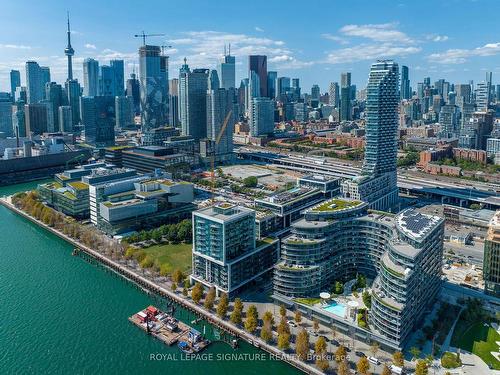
<box><xmin>224</xmin><ymin>44</ymin><xmax>226</xmax><ymax>56</ymax></box>
<box><xmin>228</xmin><ymin>43</ymin><xmax>231</xmax><ymax>55</ymax></box>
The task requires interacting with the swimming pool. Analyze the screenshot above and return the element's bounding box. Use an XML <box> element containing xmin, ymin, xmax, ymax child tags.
<box><xmin>322</xmin><ymin>301</ymin><xmax>347</xmax><ymax>317</ymax></box>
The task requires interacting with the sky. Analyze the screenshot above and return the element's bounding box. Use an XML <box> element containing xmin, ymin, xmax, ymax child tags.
<box><xmin>0</xmin><ymin>0</ymin><xmax>499</xmax><ymax>93</ymax></box>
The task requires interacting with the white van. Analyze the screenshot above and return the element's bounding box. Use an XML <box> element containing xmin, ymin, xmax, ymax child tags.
<box><xmin>390</xmin><ymin>364</ymin><xmax>403</xmax><ymax>374</ymax></box>
<box><xmin>368</xmin><ymin>356</ymin><xmax>380</xmax><ymax>365</ymax></box>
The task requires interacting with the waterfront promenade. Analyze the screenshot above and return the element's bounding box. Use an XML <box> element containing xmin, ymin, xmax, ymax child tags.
<box><xmin>0</xmin><ymin>196</ymin><xmax>321</xmax><ymax>375</ymax></box>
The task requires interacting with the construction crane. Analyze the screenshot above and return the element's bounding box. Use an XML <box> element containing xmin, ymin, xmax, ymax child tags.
<box><xmin>134</xmin><ymin>31</ymin><xmax>165</xmax><ymax>45</ymax></box>
<box><xmin>210</xmin><ymin>110</ymin><xmax>233</xmax><ymax>203</ymax></box>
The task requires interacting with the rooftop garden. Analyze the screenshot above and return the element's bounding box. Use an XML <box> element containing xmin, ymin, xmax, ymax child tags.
<box><xmin>68</xmin><ymin>181</ymin><xmax>88</xmax><ymax>191</ymax></box>
<box><xmin>311</xmin><ymin>199</ymin><xmax>362</xmax><ymax>212</ymax></box>
<box><xmin>294</xmin><ymin>297</ymin><xmax>322</xmax><ymax>306</ymax></box>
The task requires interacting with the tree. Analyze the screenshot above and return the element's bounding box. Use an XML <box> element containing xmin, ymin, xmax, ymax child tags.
<box><xmin>182</xmin><ymin>286</ymin><xmax>188</xmax><ymax>296</ymax></box>
<box><xmin>277</xmin><ymin>316</ymin><xmax>290</xmax><ymax>335</ymax></box>
<box><xmin>230</xmin><ymin>298</ymin><xmax>243</xmax><ymax>325</ymax></box>
<box><xmin>415</xmin><ymin>359</ymin><xmax>428</xmax><ymax>375</ymax></box>
<box><xmin>362</xmin><ymin>291</ymin><xmax>372</xmax><ymax>309</ymax></box>
<box><xmin>260</xmin><ymin>320</ymin><xmax>273</xmax><ymax>343</ymax></box>
<box><xmin>337</xmin><ymin>359</ymin><xmax>349</xmax><ymax>375</ymax></box>
<box><xmin>262</xmin><ymin>311</ymin><xmax>275</xmax><ymax>327</ymax></box>
<box><xmin>356</xmin><ymin>357</ymin><xmax>370</xmax><ymax>375</ymax></box>
<box><xmin>369</xmin><ymin>341</ymin><xmax>379</xmax><ymax>357</ymax></box>
<box><xmin>410</xmin><ymin>346</ymin><xmax>421</xmax><ymax>360</ymax></box>
<box><xmin>335</xmin><ymin>345</ymin><xmax>347</xmax><ymax>363</ymax></box>
<box><xmin>244</xmin><ymin>305</ymin><xmax>259</xmax><ymax>333</ymax></box>
<box><xmin>295</xmin><ymin>328</ymin><xmax>310</xmax><ymax>361</ymax></box>
<box><xmin>294</xmin><ymin>310</ymin><xmax>302</xmax><ymax>325</ymax></box>
<box><xmin>172</xmin><ymin>269</ymin><xmax>185</xmax><ymax>284</ymax></box>
<box><xmin>334</xmin><ymin>281</ymin><xmax>344</xmax><ymax>295</ymax></box>
<box><xmin>277</xmin><ymin>332</ymin><xmax>290</xmax><ymax>350</ymax></box>
<box><xmin>382</xmin><ymin>364</ymin><xmax>391</xmax><ymax>375</ymax></box>
<box><xmin>171</xmin><ymin>282</ymin><xmax>177</xmax><ymax>292</ymax></box>
<box><xmin>243</xmin><ymin>176</ymin><xmax>258</xmax><ymax>188</ymax></box>
<box><xmin>393</xmin><ymin>351</ymin><xmax>404</xmax><ymax>367</ymax></box>
<box><xmin>191</xmin><ymin>282</ymin><xmax>204</xmax><ymax>304</ymax></box>
<box><xmin>315</xmin><ymin>336</ymin><xmax>329</xmax><ymax>372</ymax></box>
<box><xmin>279</xmin><ymin>304</ymin><xmax>287</xmax><ymax>318</ymax></box>
<box><xmin>216</xmin><ymin>293</ymin><xmax>228</xmax><ymax>318</ymax></box>
<box><xmin>313</xmin><ymin>318</ymin><xmax>319</xmax><ymax>333</ymax></box>
<box><xmin>204</xmin><ymin>286</ymin><xmax>216</xmax><ymax>310</ymax></box>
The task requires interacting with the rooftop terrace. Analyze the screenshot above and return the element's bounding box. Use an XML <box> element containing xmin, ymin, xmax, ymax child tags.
<box><xmin>310</xmin><ymin>198</ymin><xmax>363</xmax><ymax>212</ymax></box>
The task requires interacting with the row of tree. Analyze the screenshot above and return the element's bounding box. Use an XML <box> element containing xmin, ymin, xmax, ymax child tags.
<box><xmin>123</xmin><ymin>219</ymin><xmax>192</xmax><ymax>244</ymax></box>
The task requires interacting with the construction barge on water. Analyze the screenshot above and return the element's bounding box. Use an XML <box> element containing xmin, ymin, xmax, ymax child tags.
<box><xmin>129</xmin><ymin>305</ymin><xmax>211</xmax><ymax>353</ymax></box>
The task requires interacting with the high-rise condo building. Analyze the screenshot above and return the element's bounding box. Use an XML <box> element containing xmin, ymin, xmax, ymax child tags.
<box><xmin>81</xmin><ymin>96</ymin><xmax>116</xmax><ymax>147</ymax></box>
<box><xmin>267</xmin><ymin>71</ymin><xmax>277</xmax><ymax>98</ymax></box>
<box><xmin>10</xmin><ymin>70</ymin><xmax>21</xmax><ymax>101</ymax></box>
<box><xmin>168</xmin><ymin>78</ymin><xmax>179</xmax><ymax>127</ymax></box>
<box><xmin>111</xmin><ymin>59</ymin><xmax>125</xmax><ymax>96</ymax></box>
<box><xmin>329</xmin><ymin>82</ymin><xmax>339</xmax><ymax>107</ymax></box>
<box><xmin>248</xmin><ymin>55</ymin><xmax>268</xmax><ymax>97</ymax></box>
<box><xmin>139</xmin><ymin>45</ymin><xmax>168</xmax><ymax>130</ymax></box>
<box><xmin>206</xmin><ymin>88</ymin><xmax>237</xmax><ymax>158</ymax></box>
<box><xmin>340</xmin><ymin>72</ymin><xmax>352</xmax><ymax>121</ymax></box>
<box><xmin>178</xmin><ymin>59</ymin><xmax>209</xmax><ymax>140</ymax></box>
<box><xmin>0</xmin><ymin>94</ymin><xmax>13</xmax><ymax>136</ymax></box>
<box><xmin>400</xmin><ymin>65</ymin><xmax>410</xmax><ymax>100</ymax></box>
<box><xmin>249</xmin><ymin>97</ymin><xmax>274</xmax><ymax>136</ymax></box>
<box><xmin>341</xmin><ymin>60</ymin><xmax>399</xmax><ymax>211</ymax></box>
<box><xmin>45</xmin><ymin>82</ymin><xmax>66</xmax><ymax>132</ymax></box>
<box><xmin>126</xmin><ymin>72</ymin><xmax>140</xmax><ymax>115</ymax></box>
<box><xmin>25</xmin><ymin>103</ymin><xmax>48</xmax><ymax>135</ymax></box>
<box><xmin>83</xmin><ymin>58</ymin><xmax>99</xmax><ymax>97</ymax></box>
<box><xmin>58</xmin><ymin>106</ymin><xmax>73</xmax><ymax>132</ymax></box>
<box><xmin>115</xmin><ymin>96</ymin><xmax>134</xmax><ymax>129</ymax></box>
<box><xmin>65</xmin><ymin>79</ymin><xmax>81</xmax><ymax>126</ymax></box>
<box><xmin>191</xmin><ymin>204</ymin><xmax>279</xmax><ymax>296</ymax></box>
<box><xmin>26</xmin><ymin>61</ymin><xmax>43</xmax><ymax>104</ymax></box>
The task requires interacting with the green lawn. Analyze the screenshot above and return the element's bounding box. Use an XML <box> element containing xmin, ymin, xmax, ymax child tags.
<box><xmin>451</xmin><ymin>321</ymin><xmax>500</xmax><ymax>370</ymax></box>
<box><xmin>294</xmin><ymin>297</ymin><xmax>322</xmax><ymax>306</ymax></box>
<box><xmin>143</xmin><ymin>243</ymin><xmax>192</xmax><ymax>275</ymax></box>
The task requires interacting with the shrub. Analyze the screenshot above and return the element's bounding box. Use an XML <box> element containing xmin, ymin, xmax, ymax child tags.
<box><xmin>441</xmin><ymin>352</ymin><xmax>462</xmax><ymax>369</ymax></box>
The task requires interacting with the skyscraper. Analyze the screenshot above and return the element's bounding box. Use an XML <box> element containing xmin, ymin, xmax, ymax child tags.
<box><xmin>340</xmin><ymin>72</ymin><xmax>352</xmax><ymax>121</ymax></box>
<box><xmin>209</xmin><ymin>69</ymin><xmax>220</xmax><ymax>91</ymax></box>
<box><xmin>65</xmin><ymin>79</ymin><xmax>81</xmax><ymax>126</ymax></box>
<box><xmin>249</xmin><ymin>97</ymin><xmax>274</xmax><ymax>136</ymax></box>
<box><xmin>45</xmin><ymin>82</ymin><xmax>66</xmax><ymax>132</ymax></box>
<box><xmin>12</xmin><ymin>101</ymin><xmax>26</xmax><ymax>137</ymax></box>
<box><xmin>64</xmin><ymin>14</ymin><xmax>75</xmax><ymax>81</ymax></box>
<box><xmin>99</xmin><ymin>65</ymin><xmax>116</xmax><ymax>96</ymax></box>
<box><xmin>126</xmin><ymin>71</ymin><xmax>140</xmax><ymax>115</ymax></box>
<box><xmin>115</xmin><ymin>96</ymin><xmax>134</xmax><ymax>129</ymax></box>
<box><xmin>25</xmin><ymin>61</ymin><xmax>43</xmax><ymax>104</ymax></box>
<box><xmin>58</xmin><ymin>106</ymin><xmax>73</xmax><ymax>132</ymax></box>
<box><xmin>110</xmin><ymin>60</ymin><xmax>125</xmax><ymax>96</ymax></box>
<box><xmin>178</xmin><ymin>60</ymin><xmax>209</xmax><ymax>141</ymax></box>
<box><xmin>341</xmin><ymin>60</ymin><xmax>399</xmax><ymax>211</ymax></box>
<box><xmin>81</xmin><ymin>96</ymin><xmax>115</xmax><ymax>147</ymax></box>
<box><xmin>248</xmin><ymin>55</ymin><xmax>267</xmax><ymax>97</ymax></box>
<box><xmin>476</xmin><ymin>82</ymin><xmax>490</xmax><ymax>111</ymax></box>
<box><xmin>10</xmin><ymin>70</ymin><xmax>21</xmax><ymax>101</ymax></box>
<box><xmin>139</xmin><ymin>45</ymin><xmax>168</xmax><ymax>130</ymax></box>
<box><xmin>267</xmin><ymin>71</ymin><xmax>277</xmax><ymax>98</ymax></box>
<box><xmin>40</xmin><ymin>67</ymin><xmax>51</xmax><ymax>94</ymax></box>
<box><xmin>328</xmin><ymin>82</ymin><xmax>339</xmax><ymax>107</ymax></box>
<box><xmin>83</xmin><ymin>58</ymin><xmax>99</xmax><ymax>97</ymax></box>
<box><xmin>25</xmin><ymin>103</ymin><xmax>48</xmax><ymax>135</ymax></box>
<box><xmin>206</xmin><ymin>88</ymin><xmax>237</xmax><ymax>158</ymax></box>
<box><xmin>291</xmin><ymin>78</ymin><xmax>301</xmax><ymax>99</ymax></box>
<box><xmin>219</xmin><ymin>46</ymin><xmax>235</xmax><ymax>89</ymax></box>
<box><xmin>400</xmin><ymin>65</ymin><xmax>410</xmax><ymax>100</ymax></box>
<box><xmin>168</xmin><ymin>78</ymin><xmax>179</xmax><ymax>127</ymax></box>
<box><xmin>0</xmin><ymin>94</ymin><xmax>13</xmax><ymax>136</ymax></box>
<box><xmin>276</xmin><ymin>77</ymin><xmax>290</xmax><ymax>98</ymax></box>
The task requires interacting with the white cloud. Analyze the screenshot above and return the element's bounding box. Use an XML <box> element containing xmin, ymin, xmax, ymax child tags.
<box><xmin>325</xmin><ymin>43</ymin><xmax>421</xmax><ymax>64</ymax></box>
<box><xmin>427</xmin><ymin>42</ymin><xmax>500</xmax><ymax>64</ymax></box>
<box><xmin>0</xmin><ymin>44</ymin><xmax>31</xmax><ymax>50</ymax></box>
<box><xmin>84</xmin><ymin>43</ymin><xmax>97</xmax><ymax>49</ymax></box>
<box><xmin>426</xmin><ymin>34</ymin><xmax>449</xmax><ymax>42</ymax></box>
<box><xmin>255</xmin><ymin>26</ymin><xmax>264</xmax><ymax>32</ymax></box>
<box><xmin>169</xmin><ymin>30</ymin><xmax>297</xmax><ymax>70</ymax></box>
<box><xmin>321</xmin><ymin>34</ymin><xmax>349</xmax><ymax>45</ymax></box>
<box><xmin>339</xmin><ymin>23</ymin><xmax>413</xmax><ymax>43</ymax></box>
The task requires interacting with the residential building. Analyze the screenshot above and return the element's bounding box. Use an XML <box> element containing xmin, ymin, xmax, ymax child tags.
<box><xmin>191</xmin><ymin>204</ymin><xmax>279</xmax><ymax>296</ymax></box>
<box><xmin>83</xmin><ymin>58</ymin><xmax>99</xmax><ymax>96</ymax></box>
<box><xmin>115</xmin><ymin>96</ymin><xmax>134</xmax><ymax>129</ymax></box>
<box><xmin>0</xmin><ymin>95</ymin><xmax>13</xmax><ymax>136</ymax></box>
<box><xmin>341</xmin><ymin>61</ymin><xmax>399</xmax><ymax>211</ymax></box>
<box><xmin>400</xmin><ymin>65</ymin><xmax>410</xmax><ymax>100</ymax></box>
<box><xmin>25</xmin><ymin>103</ymin><xmax>48</xmax><ymax>135</ymax></box>
<box><xmin>10</xmin><ymin>70</ymin><xmax>21</xmax><ymax>100</ymax></box>
<box><xmin>65</xmin><ymin>79</ymin><xmax>81</xmax><ymax>126</ymax></box>
<box><xmin>249</xmin><ymin>97</ymin><xmax>274</xmax><ymax>136</ymax></box>
<box><xmin>58</xmin><ymin>106</ymin><xmax>73</xmax><ymax>132</ymax></box>
<box><xmin>248</xmin><ymin>55</ymin><xmax>268</xmax><ymax>97</ymax></box>
<box><xmin>274</xmin><ymin>199</ymin><xmax>444</xmax><ymax>350</ymax></box>
<box><xmin>206</xmin><ymin>88</ymin><xmax>237</xmax><ymax>160</ymax></box>
<box><xmin>26</xmin><ymin>61</ymin><xmax>43</xmax><ymax>104</ymax></box>
<box><xmin>329</xmin><ymin>82</ymin><xmax>339</xmax><ymax>107</ymax></box>
<box><xmin>81</xmin><ymin>96</ymin><xmax>115</xmax><ymax>147</ymax></box>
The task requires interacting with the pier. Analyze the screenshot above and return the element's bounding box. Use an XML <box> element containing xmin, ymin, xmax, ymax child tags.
<box><xmin>0</xmin><ymin>196</ymin><xmax>322</xmax><ymax>375</ymax></box>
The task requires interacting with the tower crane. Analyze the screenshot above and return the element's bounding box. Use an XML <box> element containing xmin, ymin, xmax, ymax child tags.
<box><xmin>134</xmin><ymin>31</ymin><xmax>165</xmax><ymax>45</ymax></box>
<box><xmin>210</xmin><ymin>110</ymin><xmax>233</xmax><ymax>203</ymax></box>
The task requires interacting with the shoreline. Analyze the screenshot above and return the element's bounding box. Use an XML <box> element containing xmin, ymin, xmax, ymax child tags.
<box><xmin>0</xmin><ymin>196</ymin><xmax>321</xmax><ymax>375</ymax></box>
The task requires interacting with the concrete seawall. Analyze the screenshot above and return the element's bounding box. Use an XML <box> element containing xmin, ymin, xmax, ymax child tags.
<box><xmin>0</xmin><ymin>197</ymin><xmax>322</xmax><ymax>375</ymax></box>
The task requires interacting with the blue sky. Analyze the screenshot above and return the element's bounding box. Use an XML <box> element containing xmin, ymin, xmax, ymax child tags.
<box><xmin>0</xmin><ymin>0</ymin><xmax>499</xmax><ymax>93</ymax></box>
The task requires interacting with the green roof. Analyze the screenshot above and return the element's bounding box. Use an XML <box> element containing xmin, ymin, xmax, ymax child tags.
<box><xmin>68</xmin><ymin>181</ymin><xmax>89</xmax><ymax>191</ymax></box>
<box><xmin>311</xmin><ymin>199</ymin><xmax>363</xmax><ymax>212</ymax></box>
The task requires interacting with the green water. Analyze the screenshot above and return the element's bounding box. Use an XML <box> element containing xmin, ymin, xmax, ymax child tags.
<box><xmin>0</xmin><ymin>181</ymin><xmax>298</xmax><ymax>375</ymax></box>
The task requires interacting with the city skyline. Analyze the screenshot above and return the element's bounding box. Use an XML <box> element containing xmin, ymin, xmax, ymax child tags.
<box><xmin>1</xmin><ymin>0</ymin><xmax>500</xmax><ymax>92</ymax></box>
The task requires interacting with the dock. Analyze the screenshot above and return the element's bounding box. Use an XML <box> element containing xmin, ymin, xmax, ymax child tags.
<box><xmin>129</xmin><ymin>306</ymin><xmax>210</xmax><ymax>352</ymax></box>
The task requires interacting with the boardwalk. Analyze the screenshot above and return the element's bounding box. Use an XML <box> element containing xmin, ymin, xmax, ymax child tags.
<box><xmin>0</xmin><ymin>197</ymin><xmax>322</xmax><ymax>375</ymax></box>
